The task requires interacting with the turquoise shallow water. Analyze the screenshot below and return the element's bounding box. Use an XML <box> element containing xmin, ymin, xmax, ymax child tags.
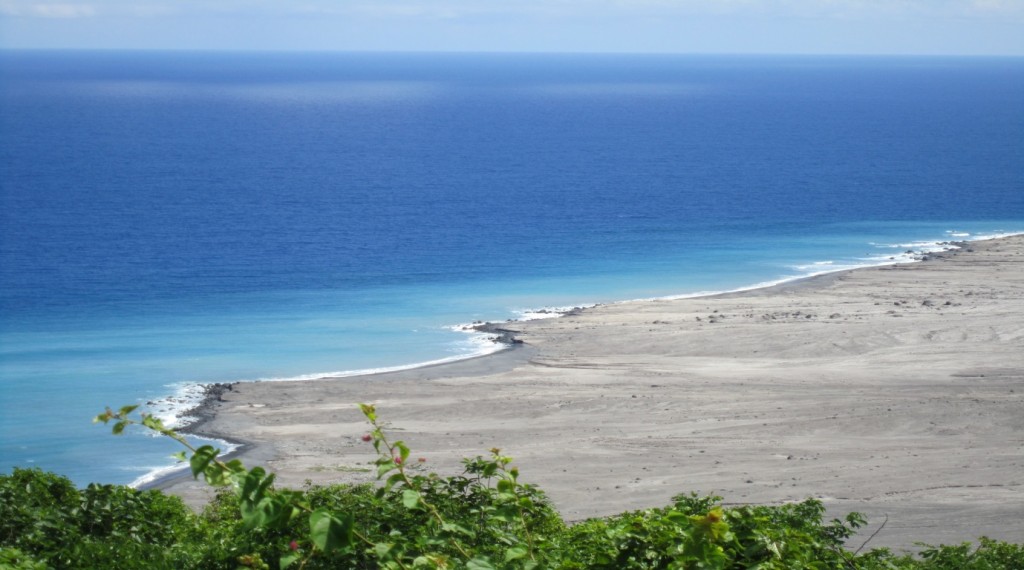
<box><xmin>1</xmin><ymin>52</ymin><xmax>1022</xmax><ymax>485</ymax></box>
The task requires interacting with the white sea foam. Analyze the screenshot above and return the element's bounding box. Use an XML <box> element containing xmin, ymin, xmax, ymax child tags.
<box><xmin>791</xmin><ymin>260</ymin><xmax>835</xmax><ymax>271</ymax></box>
<box><xmin>611</xmin><ymin>232</ymin><xmax>1024</xmax><ymax>306</ymax></box>
<box><xmin>471</xmin><ymin>233</ymin><xmax>1024</xmax><ymax>320</ymax></box>
<box><xmin>143</xmin><ymin>325</ymin><xmax>514</xmax><ymax>447</ymax></box>
<box><xmin>872</xmin><ymin>240</ymin><xmax>956</xmax><ymax>251</ymax></box>
<box><xmin>146</xmin><ymin>382</ymin><xmax>210</xmax><ymax>429</ymax></box>
<box><xmin>219</xmin><ymin>327</ymin><xmax>509</xmax><ymax>384</ymax></box>
<box><xmin>451</xmin><ymin>328</ymin><xmax>515</xmax><ymax>356</ymax></box>
<box><xmin>968</xmin><ymin>230</ymin><xmax>1021</xmax><ymax>241</ymax></box>
<box><xmin>147</xmin><ymin>230</ymin><xmax>1024</xmax><ymax>409</ymax></box>
<box><xmin>513</xmin><ymin>305</ymin><xmax>597</xmax><ymax>321</ymax></box>
<box><xmin>246</xmin><ymin>351</ymin><xmax>508</xmax><ymax>383</ymax></box>
<box><xmin>132</xmin><ymin>325</ymin><xmax>512</xmax><ymax>487</ymax></box>
<box><xmin>134</xmin><ymin>386</ymin><xmax>242</xmax><ymax>489</ymax></box>
<box><xmin>448</xmin><ymin>305</ymin><xmax>597</xmax><ymax>326</ymax></box>
<box><xmin>870</xmin><ymin>231</ymin><xmax>1024</xmax><ymax>251</ymax></box>
<box><xmin>128</xmin><ymin>434</ymin><xmax>239</xmax><ymax>489</ymax></box>
<box><xmin>128</xmin><ymin>464</ymin><xmax>190</xmax><ymax>489</ymax></box>
<box><xmin>133</xmin><ymin>230</ymin><xmax>1024</xmax><ymax>488</ymax></box>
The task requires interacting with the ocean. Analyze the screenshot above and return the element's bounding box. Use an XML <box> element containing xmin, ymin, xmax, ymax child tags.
<box><xmin>1</xmin><ymin>51</ymin><xmax>1022</xmax><ymax>487</ymax></box>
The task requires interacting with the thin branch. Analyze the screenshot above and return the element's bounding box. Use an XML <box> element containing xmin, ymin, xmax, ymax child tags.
<box><xmin>371</xmin><ymin>417</ymin><xmax>473</xmax><ymax>562</ymax></box>
<box><xmin>854</xmin><ymin>514</ymin><xmax>889</xmax><ymax>555</ymax></box>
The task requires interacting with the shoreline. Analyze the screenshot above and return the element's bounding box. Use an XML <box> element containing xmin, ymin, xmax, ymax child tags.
<box><xmin>144</xmin><ymin>341</ymin><xmax>539</xmax><ymax>492</ymax></box>
<box><xmin>154</xmin><ymin>235</ymin><xmax>1023</xmax><ymax>550</ymax></box>
<box><xmin>161</xmin><ymin>236</ymin><xmax>974</xmax><ymax>441</ymax></box>
<box><xmin>142</xmin><ymin>258</ymin><xmax>888</xmax><ymax>492</ymax></box>
<box><xmin>135</xmin><ymin>265</ymin><xmax>919</xmax><ymax>492</ymax></box>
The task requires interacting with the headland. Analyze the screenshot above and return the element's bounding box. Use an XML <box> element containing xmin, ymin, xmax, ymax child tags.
<box><xmin>158</xmin><ymin>234</ymin><xmax>1024</xmax><ymax>551</ymax></box>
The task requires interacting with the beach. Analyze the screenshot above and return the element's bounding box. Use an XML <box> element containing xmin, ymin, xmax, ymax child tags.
<box><xmin>160</xmin><ymin>234</ymin><xmax>1024</xmax><ymax>551</ymax></box>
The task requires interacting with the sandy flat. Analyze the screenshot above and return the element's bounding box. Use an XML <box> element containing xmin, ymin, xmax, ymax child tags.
<box><xmin>160</xmin><ymin>235</ymin><xmax>1024</xmax><ymax>551</ymax></box>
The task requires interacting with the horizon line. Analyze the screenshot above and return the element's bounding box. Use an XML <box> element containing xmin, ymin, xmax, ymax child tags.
<box><xmin>3</xmin><ymin>47</ymin><xmax>1023</xmax><ymax>59</ymax></box>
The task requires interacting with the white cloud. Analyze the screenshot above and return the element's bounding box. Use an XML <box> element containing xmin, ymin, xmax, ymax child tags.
<box><xmin>33</xmin><ymin>3</ymin><xmax>94</xmax><ymax>17</ymax></box>
<box><xmin>595</xmin><ymin>0</ymin><xmax>1024</xmax><ymax>20</ymax></box>
<box><xmin>969</xmin><ymin>0</ymin><xmax>1024</xmax><ymax>16</ymax></box>
<box><xmin>4</xmin><ymin>0</ymin><xmax>1021</xmax><ymax>21</ymax></box>
<box><xmin>279</xmin><ymin>0</ymin><xmax>1024</xmax><ymax>23</ymax></box>
<box><xmin>1</xmin><ymin>0</ymin><xmax>1021</xmax><ymax>52</ymax></box>
<box><xmin>0</xmin><ymin>1</ymin><xmax>95</xmax><ymax>17</ymax></box>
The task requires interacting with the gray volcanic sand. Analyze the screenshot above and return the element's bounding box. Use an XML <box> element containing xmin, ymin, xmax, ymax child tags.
<box><xmin>161</xmin><ymin>235</ymin><xmax>1024</xmax><ymax>551</ymax></box>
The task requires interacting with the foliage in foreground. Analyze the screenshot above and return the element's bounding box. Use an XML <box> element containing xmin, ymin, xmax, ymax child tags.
<box><xmin>1</xmin><ymin>406</ymin><xmax>1022</xmax><ymax>569</ymax></box>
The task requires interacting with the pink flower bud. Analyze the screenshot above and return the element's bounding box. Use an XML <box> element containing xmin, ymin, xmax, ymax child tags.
<box><xmin>361</xmin><ymin>433</ymin><xmax>372</xmax><ymax>442</ymax></box>
<box><xmin>418</xmin><ymin>457</ymin><xmax>427</xmax><ymax>463</ymax></box>
<box><xmin>289</xmin><ymin>540</ymin><xmax>299</xmax><ymax>551</ymax></box>
<box><xmin>394</xmin><ymin>456</ymin><xmax>402</xmax><ymax>465</ymax></box>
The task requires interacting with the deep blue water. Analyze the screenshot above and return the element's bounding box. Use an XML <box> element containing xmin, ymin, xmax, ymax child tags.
<box><xmin>1</xmin><ymin>51</ymin><xmax>1023</xmax><ymax>486</ymax></box>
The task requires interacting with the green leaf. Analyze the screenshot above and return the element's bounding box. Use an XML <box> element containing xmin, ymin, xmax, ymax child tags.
<box><xmin>265</xmin><ymin>497</ymin><xmax>294</xmax><ymax>528</ymax></box>
<box><xmin>141</xmin><ymin>415</ymin><xmax>165</xmax><ymax>433</ymax></box>
<box><xmin>491</xmin><ymin>511</ymin><xmax>515</xmax><ymax>523</ymax></box>
<box><xmin>395</xmin><ymin>440</ymin><xmax>410</xmax><ymax>463</ymax></box>
<box><xmin>256</xmin><ymin>469</ymin><xmax>276</xmax><ymax>498</ymax></box>
<box><xmin>441</xmin><ymin>522</ymin><xmax>475</xmax><ymax>538</ymax></box>
<box><xmin>240</xmin><ymin>501</ymin><xmax>262</xmax><ymax>528</ymax></box>
<box><xmin>280</xmin><ymin>552</ymin><xmax>301</xmax><ymax>569</ymax></box>
<box><xmin>189</xmin><ymin>445</ymin><xmax>220</xmax><ymax>479</ymax></box>
<box><xmin>204</xmin><ymin>463</ymin><xmax>236</xmax><ymax>487</ymax></box>
<box><xmin>402</xmin><ymin>489</ymin><xmax>420</xmax><ymax>509</ymax></box>
<box><xmin>665</xmin><ymin>512</ymin><xmax>690</xmax><ymax>526</ymax></box>
<box><xmin>310</xmin><ymin>509</ymin><xmax>353</xmax><ymax>553</ymax></box>
<box><xmin>466</xmin><ymin>557</ymin><xmax>496</xmax><ymax>570</ymax></box>
<box><xmin>118</xmin><ymin>404</ymin><xmax>139</xmax><ymax>417</ymax></box>
<box><xmin>112</xmin><ymin>421</ymin><xmax>127</xmax><ymax>435</ymax></box>
<box><xmin>504</xmin><ymin>546</ymin><xmax>529</xmax><ymax>562</ymax></box>
<box><xmin>374</xmin><ymin>542</ymin><xmax>394</xmax><ymax>558</ymax></box>
<box><xmin>359</xmin><ymin>403</ymin><xmax>376</xmax><ymax>422</ymax></box>
<box><xmin>240</xmin><ymin>467</ymin><xmax>266</xmax><ymax>500</ymax></box>
<box><xmin>241</xmin><ymin>497</ymin><xmax>276</xmax><ymax>529</ymax></box>
<box><xmin>385</xmin><ymin>472</ymin><xmax>405</xmax><ymax>492</ymax></box>
<box><xmin>171</xmin><ymin>451</ymin><xmax>186</xmax><ymax>462</ymax></box>
<box><xmin>377</xmin><ymin>460</ymin><xmax>397</xmax><ymax>479</ymax></box>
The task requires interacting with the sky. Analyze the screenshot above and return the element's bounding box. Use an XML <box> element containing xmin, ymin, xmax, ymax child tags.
<box><xmin>1</xmin><ymin>0</ymin><xmax>1023</xmax><ymax>55</ymax></box>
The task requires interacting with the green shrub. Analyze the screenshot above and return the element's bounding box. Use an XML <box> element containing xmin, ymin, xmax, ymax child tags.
<box><xmin>0</xmin><ymin>547</ymin><xmax>48</xmax><ymax>570</ymax></box>
<box><xmin>1</xmin><ymin>468</ymin><xmax>84</xmax><ymax>566</ymax></box>
<box><xmin>0</xmin><ymin>468</ymin><xmax>199</xmax><ymax>569</ymax></box>
<box><xmin>914</xmin><ymin>537</ymin><xmax>1024</xmax><ymax>569</ymax></box>
<box><xmin>3</xmin><ymin>405</ymin><xmax>1022</xmax><ymax>569</ymax></box>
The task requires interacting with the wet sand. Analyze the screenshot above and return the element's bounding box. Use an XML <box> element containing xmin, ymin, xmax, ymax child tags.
<box><xmin>159</xmin><ymin>235</ymin><xmax>1024</xmax><ymax>550</ymax></box>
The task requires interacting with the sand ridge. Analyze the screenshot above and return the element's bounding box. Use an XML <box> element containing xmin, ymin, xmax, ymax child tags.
<box><xmin>161</xmin><ymin>235</ymin><xmax>1024</xmax><ymax>551</ymax></box>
